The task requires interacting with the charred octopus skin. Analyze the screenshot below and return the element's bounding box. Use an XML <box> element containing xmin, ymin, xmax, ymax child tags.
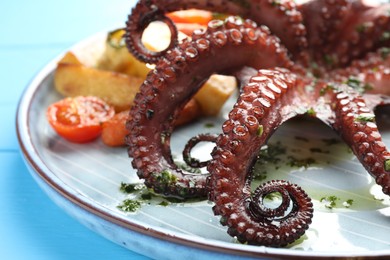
<box><xmin>125</xmin><ymin>0</ymin><xmax>390</xmax><ymax>247</ymax></box>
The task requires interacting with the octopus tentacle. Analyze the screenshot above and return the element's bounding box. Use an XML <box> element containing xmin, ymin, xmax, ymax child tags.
<box><xmin>299</xmin><ymin>0</ymin><xmax>351</xmax><ymax>64</ymax></box>
<box><xmin>125</xmin><ymin>0</ymin><xmax>308</xmax><ymax>63</ymax></box>
<box><xmin>126</xmin><ymin>19</ymin><xmax>297</xmax><ymax>198</ymax></box>
<box><xmin>330</xmin><ymin>48</ymin><xmax>390</xmax><ymax>96</ymax></box>
<box><xmin>207</xmin><ymin>68</ymin><xmax>313</xmax><ymax>246</ymax></box>
<box><xmin>308</xmin><ymin>1</ymin><xmax>390</xmax><ymax>67</ymax></box>
<box><xmin>324</xmin><ymin>85</ymin><xmax>390</xmax><ymax>195</ymax></box>
<box><xmin>299</xmin><ymin>0</ymin><xmax>350</xmax><ymax>45</ymax></box>
<box><xmin>183</xmin><ymin>134</ymin><xmax>218</xmax><ymax>168</ymax></box>
<box><xmin>125</xmin><ymin>1</ymin><xmax>179</xmax><ymax>64</ymax></box>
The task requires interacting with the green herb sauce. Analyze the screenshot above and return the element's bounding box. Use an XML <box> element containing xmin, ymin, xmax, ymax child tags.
<box><xmin>295</xmin><ymin>136</ymin><xmax>309</xmax><ymax>142</ymax></box>
<box><xmin>204</xmin><ymin>122</ymin><xmax>215</xmax><ymax>128</ymax></box>
<box><xmin>175</xmin><ymin>161</ymin><xmax>201</xmax><ymax>174</ymax></box>
<box><xmin>155</xmin><ymin>170</ymin><xmax>177</xmax><ymax>186</ymax></box>
<box><xmin>321</xmin><ymin>138</ymin><xmax>341</xmax><ymax>146</ymax></box>
<box><xmin>287</xmin><ymin>156</ymin><xmax>316</xmax><ymax>169</ymax></box>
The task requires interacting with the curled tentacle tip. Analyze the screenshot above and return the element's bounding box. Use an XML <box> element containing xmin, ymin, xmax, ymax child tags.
<box><xmin>125</xmin><ymin>5</ymin><xmax>179</xmax><ymax>64</ymax></box>
<box><xmin>183</xmin><ymin>133</ymin><xmax>218</xmax><ymax>168</ymax></box>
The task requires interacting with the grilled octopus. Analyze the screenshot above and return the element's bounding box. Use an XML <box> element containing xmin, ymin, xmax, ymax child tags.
<box><xmin>124</xmin><ymin>0</ymin><xmax>390</xmax><ymax>247</ymax></box>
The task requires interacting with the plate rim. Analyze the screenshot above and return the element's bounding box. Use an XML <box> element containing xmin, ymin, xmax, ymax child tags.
<box><xmin>15</xmin><ymin>31</ymin><xmax>390</xmax><ymax>259</ymax></box>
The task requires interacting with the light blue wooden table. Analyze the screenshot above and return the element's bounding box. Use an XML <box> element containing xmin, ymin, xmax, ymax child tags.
<box><xmin>0</xmin><ymin>1</ymin><xmax>149</xmax><ymax>259</ymax></box>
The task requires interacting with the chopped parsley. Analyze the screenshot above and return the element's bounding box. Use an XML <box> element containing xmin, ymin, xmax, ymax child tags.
<box><xmin>159</xmin><ymin>201</ymin><xmax>170</xmax><ymax>207</ymax></box>
<box><xmin>380</xmin><ymin>47</ymin><xmax>390</xmax><ymax>59</ymax></box>
<box><xmin>119</xmin><ymin>182</ymin><xmax>145</xmax><ymax>193</ymax></box>
<box><xmin>141</xmin><ymin>192</ymin><xmax>153</xmax><ymax>200</ymax></box>
<box><xmin>257</xmin><ymin>141</ymin><xmax>286</xmax><ymax>166</ymax></box>
<box><xmin>355</xmin><ymin>113</ymin><xmax>375</xmax><ymax>123</ymax></box>
<box><xmin>320</xmin><ymin>196</ymin><xmax>354</xmax><ymax>209</ymax></box>
<box><xmin>385</xmin><ymin>159</ymin><xmax>390</xmax><ymax>172</ymax></box>
<box><xmin>117</xmin><ymin>180</ymin><xmax>186</xmax><ymax>212</ymax></box>
<box><xmin>254</xmin><ymin>171</ymin><xmax>267</xmax><ymax>181</ymax></box>
<box><xmin>117</xmin><ymin>199</ymin><xmax>141</xmax><ymax>212</ymax></box>
<box><xmin>257</xmin><ymin>125</ymin><xmax>264</xmax><ymax>136</ymax></box>
<box><xmin>307</xmin><ymin>108</ymin><xmax>316</xmax><ymax>117</ymax></box>
<box><xmin>287</xmin><ymin>156</ymin><xmax>316</xmax><ymax>168</ymax></box>
<box><xmin>342</xmin><ymin>199</ymin><xmax>354</xmax><ymax>208</ymax></box>
<box><xmin>344</xmin><ymin>77</ymin><xmax>373</xmax><ymax>94</ymax></box>
<box><xmin>204</xmin><ymin>122</ymin><xmax>215</xmax><ymax>128</ymax></box>
<box><xmin>320</xmin><ymin>195</ymin><xmax>339</xmax><ymax>209</ymax></box>
<box><xmin>253</xmin><ymin>141</ymin><xmax>286</xmax><ymax>179</ymax></box>
<box><xmin>154</xmin><ymin>170</ymin><xmax>177</xmax><ymax>185</ymax></box>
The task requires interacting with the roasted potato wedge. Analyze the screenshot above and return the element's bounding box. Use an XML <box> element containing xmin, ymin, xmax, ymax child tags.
<box><xmin>96</xmin><ymin>23</ymin><xmax>189</xmax><ymax>78</ymax></box>
<box><xmin>96</xmin><ymin>28</ymin><xmax>151</xmax><ymax>78</ymax></box>
<box><xmin>58</xmin><ymin>51</ymin><xmax>82</xmax><ymax>65</ymax></box>
<box><xmin>194</xmin><ymin>74</ymin><xmax>237</xmax><ymax>116</ymax></box>
<box><xmin>54</xmin><ymin>63</ymin><xmax>144</xmax><ymax>112</ymax></box>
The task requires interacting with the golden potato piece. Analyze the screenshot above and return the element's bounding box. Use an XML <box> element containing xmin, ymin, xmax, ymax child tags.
<box><xmin>96</xmin><ymin>25</ymin><xmax>188</xmax><ymax>78</ymax></box>
<box><xmin>96</xmin><ymin>43</ymin><xmax>151</xmax><ymax>78</ymax></box>
<box><xmin>54</xmin><ymin>63</ymin><xmax>144</xmax><ymax>112</ymax></box>
<box><xmin>96</xmin><ymin>28</ymin><xmax>151</xmax><ymax>79</ymax></box>
<box><xmin>58</xmin><ymin>51</ymin><xmax>82</xmax><ymax>65</ymax></box>
<box><xmin>194</xmin><ymin>74</ymin><xmax>237</xmax><ymax>116</ymax></box>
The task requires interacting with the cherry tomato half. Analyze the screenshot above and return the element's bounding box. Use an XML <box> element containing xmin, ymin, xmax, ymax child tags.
<box><xmin>46</xmin><ymin>96</ymin><xmax>115</xmax><ymax>143</ymax></box>
<box><xmin>167</xmin><ymin>9</ymin><xmax>213</xmax><ymax>26</ymax></box>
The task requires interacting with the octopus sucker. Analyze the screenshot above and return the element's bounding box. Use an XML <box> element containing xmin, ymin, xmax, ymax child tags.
<box><xmin>125</xmin><ymin>0</ymin><xmax>390</xmax><ymax>247</ymax></box>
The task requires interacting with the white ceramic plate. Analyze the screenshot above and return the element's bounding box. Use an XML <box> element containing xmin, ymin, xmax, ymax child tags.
<box><xmin>17</xmin><ymin>32</ymin><xmax>390</xmax><ymax>259</ymax></box>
